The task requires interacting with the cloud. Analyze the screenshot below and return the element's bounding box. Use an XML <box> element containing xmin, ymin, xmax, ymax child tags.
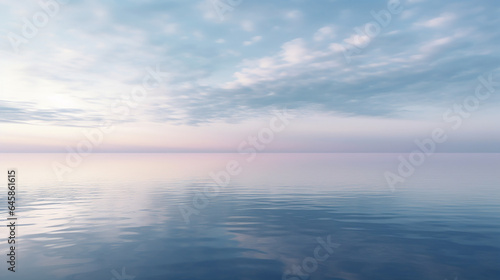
<box><xmin>280</xmin><ymin>38</ymin><xmax>310</xmax><ymax>63</ymax></box>
<box><xmin>241</xmin><ymin>20</ymin><xmax>255</xmax><ymax>32</ymax></box>
<box><xmin>0</xmin><ymin>0</ymin><xmax>499</xmax><ymax>129</ymax></box>
<box><xmin>0</xmin><ymin>100</ymin><xmax>104</xmax><ymax>127</ymax></box>
<box><xmin>243</xmin><ymin>36</ymin><xmax>262</xmax><ymax>46</ymax></box>
<box><xmin>343</xmin><ymin>33</ymin><xmax>371</xmax><ymax>48</ymax></box>
<box><xmin>314</xmin><ymin>26</ymin><xmax>336</xmax><ymax>42</ymax></box>
<box><xmin>415</xmin><ymin>13</ymin><xmax>455</xmax><ymax>28</ymax></box>
<box><xmin>285</xmin><ymin>10</ymin><xmax>302</xmax><ymax>20</ymax></box>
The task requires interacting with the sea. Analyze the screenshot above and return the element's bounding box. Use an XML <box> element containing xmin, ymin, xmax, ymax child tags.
<box><xmin>0</xmin><ymin>153</ymin><xmax>498</xmax><ymax>280</ymax></box>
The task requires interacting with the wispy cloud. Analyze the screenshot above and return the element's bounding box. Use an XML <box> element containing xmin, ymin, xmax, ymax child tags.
<box><xmin>0</xmin><ymin>0</ymin><xmax>499</xmax><ymax>152</ymax></box>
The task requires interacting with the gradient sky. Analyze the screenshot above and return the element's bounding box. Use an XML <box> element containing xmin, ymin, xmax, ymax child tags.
<box><xmin>0</xmin><ymin>0</ymin><xmax>499</xmax><ymax>152</ymax></box>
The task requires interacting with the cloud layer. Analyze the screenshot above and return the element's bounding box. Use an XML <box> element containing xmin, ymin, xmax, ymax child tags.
<box><xmin>0</xmin><ymin>0</ymin><xmax>499</xmax><ymax>152</ymax></box>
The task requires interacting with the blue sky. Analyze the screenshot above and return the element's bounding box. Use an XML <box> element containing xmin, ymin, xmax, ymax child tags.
<box><xmin>0</xmin><ymin>0</ymin><xmax>499</xmax><ymax>152</ymax></box>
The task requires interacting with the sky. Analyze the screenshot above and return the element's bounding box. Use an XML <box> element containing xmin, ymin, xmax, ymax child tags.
<box><xmin>0</xmin><ymin>0</ymin><xmax>499</xmax><ymax>152</ymax></box>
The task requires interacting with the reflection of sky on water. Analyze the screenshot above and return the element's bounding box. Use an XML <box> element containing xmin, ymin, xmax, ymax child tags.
<box><xmin>0</xmin><ymin>153</ymin><xmax>498</xmax><ymax>279</ymax></box>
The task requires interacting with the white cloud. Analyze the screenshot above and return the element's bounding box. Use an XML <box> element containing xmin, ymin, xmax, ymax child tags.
<box><xmin>314</xmin><ymin>26</ymin><xmax>336</xmax><ymax>42</ymax></box>
<box><xmin>193</xmin><ymin>31</ymin><xmax>204</xmax><ymax>39</ymax></box>
<box><xmin>198</xmin><ymin>0</ymin><xmax>219</xmax><ymax>21</ymax></box>
<box><xmin>164</xmin><ymin>23</ymin><xmax>177</xmax><ymax>34</ymax></box>
<box><xmin>225</xmin><ymin>37</ymin><xmax>335</xmax><ymax>89</ymax></box>
<box><xmin>329</xmin><ymin>43</ymin><xmax>345</xmax><ymax>53</ymax></box>
<box><xmin>343</xmin><ymin>34</ymin><xmax>371</xmax><ymax>48</ymax></box>
<box><xmin>400</xmin><ymin>9</ymin><xmax>416</xmax><ymax>20</ymax></box>
<box><xmin>280</xmin><ymin>38</ymin><xmax>309</xmax><ymax>63</ymax></box>
<box><xmin>243</xmin><ymin>36</ymin><xmax>262</xmax><ymax>46</ymax></box>
<box><xmin>415</xmin><ymin>13</ymin><xmax>455</xmax><ymax>28</ymax></box>
<box><xmin>419</xmin><ymin>36</ymin><xmax>453</xmax><ymax>53</ymax></box>
<box><xmin>241</xmin><ymin>20</ymin><xmax>255</xmax><ymax>32</ymax></box>
<box><xmin>285</xmin><ymin>10</ymin><xmax>302</xmax><ymax>20</ymax></box>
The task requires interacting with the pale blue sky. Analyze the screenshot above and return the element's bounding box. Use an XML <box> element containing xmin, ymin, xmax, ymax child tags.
<box><xmin>0</xmin><ymin>0</ymin><xmax>499</xmax><ymax>152</ymax></box>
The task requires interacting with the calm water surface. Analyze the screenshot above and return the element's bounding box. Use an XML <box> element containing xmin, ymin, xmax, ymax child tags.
<box><xmin>0</xmin><ymin>153</ymin><xmax>499</xmax><ymax>280</ymax></box>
